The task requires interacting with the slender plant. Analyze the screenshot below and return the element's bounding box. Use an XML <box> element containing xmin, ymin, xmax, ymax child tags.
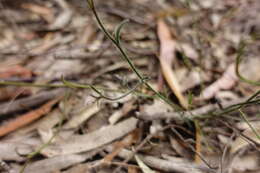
<box><xmin>85</xmin><ymin>0</ymin><xmax>182</xmax><ymax>110</ymax></box>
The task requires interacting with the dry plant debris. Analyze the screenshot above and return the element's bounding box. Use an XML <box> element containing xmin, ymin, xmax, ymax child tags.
<box><xmin>0</xmin><ymin>0</ymin><xmax>259</xmax><ymax>173</ymax></box>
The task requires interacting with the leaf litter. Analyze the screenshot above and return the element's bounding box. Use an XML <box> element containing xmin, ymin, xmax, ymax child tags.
<box><xmin>0</xmin><ymin>0</ymin><xmax>260</xmax><ymax>173</ymax></box>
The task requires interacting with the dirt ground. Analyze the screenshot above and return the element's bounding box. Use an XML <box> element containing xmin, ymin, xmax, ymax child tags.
<box><xmin>0</xmin><ymin>0</ymin><xmax>259</xmax><ymax>173</ymax></box>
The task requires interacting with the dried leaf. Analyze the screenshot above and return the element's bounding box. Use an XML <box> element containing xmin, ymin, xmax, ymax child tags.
<box><xmin>109</xmin><ymin>100</ymin><xmax>135</xmax><ymax>124</ymax></box>
<box><xmin>23</xmin><ymin>154</ymin><xmax>87</xmax><ymax>173</ymax></box>
<box><xmin>200</xmin><ymin>64</ymin><xmax>237</xmax><ymax>100</ymax></box>
<box><xmin>0</xmin><ymin>89</ymin><xmax>64</xmax><ymax>116</ymax></box>
<box><xmin>231</xmin><ymin>125</ymin><xmax>260</xmax><ymax>153</ymax></box>
<box><xmin>230</xmin><ymin>152</ymin><xmax>260</xmax><ymax>172</ymax></box>
<box><xmin>62</xmin><ymin>164</ymin><xmax>90</xmax><ymax>173</ymax></box>
<box><xmin>37</xmin><ymin>109</ymin><xmax>63</xmax><ymax>143</ymax></box>
<box><xmin>104</xmin><ymin>129</ymin><xmax>139</xmax><ymax>162</ymax></box>
<box><xmin>22</xmin><ymin>3</ymin><xmax>54</xmax><ymax>22</ymax></box>
<box><xmin>0</xmin><ymin>142</ymin><xmax>32</xmax><ymax>161</ymax></box>
<box><xmin>135</xmin><ymin>154</ymin><xmax>156</xmax><ymax>173</ymax></box>
<box><xmin>157</xmin><ymin>19</ymin><xmax>188</xmax><ymax>108</ymax></box>
<box><xmin>42</xmin><ymin>117</ymin><xmax>138</xmax><ymax>157</ymax></box>
<box><xmin>0</xmin><ymin>65</ymin><xmax>32</xmax><ymax>79</ymax></box>
<box><xmin>48</xmin><ymin>0</ymin><xmax>72</xmax><ymax>30</ymax></box>
<box><xmin>0</xmin><ymin>87</ymin><xmax>31</xmax><ymax>102</ymax></box>
<box><xmin>63</xmin><ymin>103</ymin><xmax>100</xmax><ymax>129</ymax></box>
<box><xmin>170</xmin><ymin>137</ymin><xmax>192</xmax><ymax>159</ymax></box>
<box><xmin>29</xmin><ymin>33</ymin><xmax>61</xmax><ymax>55</ymax></box>
<box><xmin>0</xmin><ymin>98</ymin><xmax>60</xmax><ymax>137</ymax></box>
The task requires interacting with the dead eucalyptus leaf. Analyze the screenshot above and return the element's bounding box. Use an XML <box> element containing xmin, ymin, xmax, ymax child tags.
<box><xmin>231</xmin><ymin>126</ymin><xmax>260</xmax><ymax>154</ymax></box>
<box><xmin>42</xmin><ymin>117</ymin><xmax>138</xmax><ymax>157</ymax></box>
<box><xmin>135</xmin><ymin>154</ymin><xmax>156</xmax><ymax>173</ymax></box>
<box><xmin>157</xmin><ymin>19</ymin><xmax>188</xmax><ymax>108</ymax></box>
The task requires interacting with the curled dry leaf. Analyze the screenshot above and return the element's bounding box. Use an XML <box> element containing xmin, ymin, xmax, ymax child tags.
<box><xmin>200</xmin><ymin>63</ymin><xmax>237</xmax><ymax>100</ymax></box>
<box><xmin>200</xmin><ymin>57</ymin><xmax>260</xmax><ymax>100</ymax></box>
<box><xmin>157</xmin><ymin>19</ymin><xmax>188</xmax><ymax>108</ymax></box>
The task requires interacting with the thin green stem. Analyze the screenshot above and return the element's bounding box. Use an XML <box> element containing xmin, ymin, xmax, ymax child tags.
<box><xmin>0</xmin><ymin>79</ymin><xmax>157</xmax><ymax>99</ymax></box>
<box><xmin>194</xmin><ymin>90</ymin><xmax>260</xmax><ymax>120</ymax></box>
<box><xmin>20</xmin><ymin>102</ymin><xmax>66</xmax><ymax>173</ymax></box>
<box><xmin>87</xmin><ymin>0</ymin><xmax>182</xmax><ymax>110</ymax></box>
<box><xmin>238</xmin><ymin>109</ymin><xmax>260</xmax><ymax>140</ymax></box>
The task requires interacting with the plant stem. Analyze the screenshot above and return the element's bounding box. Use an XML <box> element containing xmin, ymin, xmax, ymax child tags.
<box><xmin>87</xmin><ymin>0</ymin><xmax>182</xmax><ymax>110</ymax></box>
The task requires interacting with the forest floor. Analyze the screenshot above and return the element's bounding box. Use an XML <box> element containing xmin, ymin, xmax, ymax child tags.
<box><xmin>0</xmin><ymin>0</ymin><xmax>259</xmax><ymax>173</ymax></box>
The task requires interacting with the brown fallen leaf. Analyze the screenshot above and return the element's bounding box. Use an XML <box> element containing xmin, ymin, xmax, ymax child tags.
<box><xmin>0</xmin><ymin>97</ymin><xmax>61</xmax><ymax>137</ymax></box>
<box><xmin>157</xmin><ymin>19</ymin><xmax>188</xmax><ymax>108</ymax></box>
<box><xmin>128</xmin><ymin>166</ymin><xmax>139</xmax><ymax>173</ymax></box>
<box><xmin>21</xmin><ymin>3</ymin><xmax>54</xmax><ymax>23</ymax></box>
<box><xmin>0</xmin><ymin>87</ymin><xmax>31</xmax><ymax>102</ymax></box>
<box><xmin>104</xmin><ymin>129</ymin><xmax>139</xmax><ymax>162</ymax></box>
<box><xmin>0</xmin><ymin>65</ymin><xmax>33</xmax><ymax>79</ymax></box>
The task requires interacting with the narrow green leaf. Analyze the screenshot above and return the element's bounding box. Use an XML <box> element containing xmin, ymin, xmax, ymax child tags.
<box><xmin>114</xmin><ymin>19</ymin><xmax>129</xmax><ymax>44</ymax></box>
